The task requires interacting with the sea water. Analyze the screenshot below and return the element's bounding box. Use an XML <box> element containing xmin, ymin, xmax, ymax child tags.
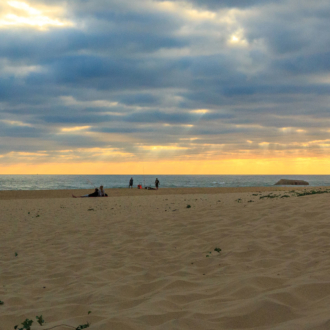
<box><xmin>0</xmin><ymin>175</ymin><xmax>330</xmax><ymax>190</ymax></box>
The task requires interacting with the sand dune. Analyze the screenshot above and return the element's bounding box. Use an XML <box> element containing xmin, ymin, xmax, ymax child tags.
<box><xmin>1</xmin><ymin>187</ymin><xmax>330</xmax><ymax>329</ymax></box>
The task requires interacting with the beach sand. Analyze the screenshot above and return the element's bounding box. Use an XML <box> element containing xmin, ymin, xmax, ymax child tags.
<box><xmin>1</xmin><ymin>187</ymin><xmax>330</xmax><ymax>329</ymax></box>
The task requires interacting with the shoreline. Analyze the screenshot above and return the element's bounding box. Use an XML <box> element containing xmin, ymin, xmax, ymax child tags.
<box><xmin>0</xmin><ymin>185</ymin><xmax>327</xmax><ymax>200</ymax></box>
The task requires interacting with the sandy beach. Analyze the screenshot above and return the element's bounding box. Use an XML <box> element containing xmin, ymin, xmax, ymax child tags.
<box><xmin>1</xmin><ymin>187</ymin><xmax>330</xmax><ymax>329</ymax></box>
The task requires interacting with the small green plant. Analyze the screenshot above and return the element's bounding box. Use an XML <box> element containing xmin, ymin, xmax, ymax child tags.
<box><xmin>296</xmin><ymin>189</ymin><xmax>330</xmax><ymax>197</ymax></box>
<box><xmin>14</xmin><ymin>311</ymin><xmax>91</xmax><ymax>330</ymax></box>
<box><xmin>87</xmin><ymin>208</ymin><xmax>94</xmax><ymax>211</ymax></box>
<box><xmin>0</xmin><ymin>300</ymin><xmax>4</xmax><ymax>305</ymax></box>
<box><xmin>28</xmin><ymin>212</ymin><xmax>30</xmax><ymax>214</ymax></box>
<box><xmin>206</xmin><ymin>255</ymin><xmax>209</xmax><ymax>257</ymax></box>
<box><xmin>36</xmin><ymin>315</ymin><xmax>44</xmax><ymax>326</ymax></box>
<box><xmin>14</xmin><ymin>319</ymin><xmax>33</xmax><ymax>330</ymax></box>
<box><xmin>186</xmin><ymin>205</ymin><xmax>191</xmax><ymax>208</ymax></box>
<box><xmin>214</xmin><ymin>247</ymin><xmax>221</xmax><ymax>253</ymax></box>
<box><xmin>15</xmin><ymin>252</ymin><xmax>18</xmax><ymax>257</ymax></box>
<box><xmin>247</xmin><ymin>200</ymin><xmax>254</xmax><ymax>203</ymax></box>
<box><xmin>260</xmin><ymin>194</ymin><xmax>279</xmax><ymax>199</ymax></box>
<box><xmin>236</xmin><ymin>198</ymin><xmax>242</xmax><ymax>203</ymax></box>
<box><xmin>76</xmin><ymin>323</ymin><xmax>90</xmax><ymax>330</ymax></box>
<box><xmin>280</xmin><ymin>195</ymin><xmax>290</xmax><ymax>198</ymax></box>
<box><xmin>36</xmin><ymin>215</ymin><xmax>40</xmax><ymax>217</ymax></box>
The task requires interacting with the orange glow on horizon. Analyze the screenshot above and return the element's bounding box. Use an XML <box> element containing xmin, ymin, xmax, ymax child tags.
<box><xmin>2</xmin><ymin>157</ymin><xmax>330</xmax><ymax>175</ymax></box>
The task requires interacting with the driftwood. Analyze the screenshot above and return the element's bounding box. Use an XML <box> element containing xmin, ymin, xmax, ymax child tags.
<box><xmin>275</xmin><ymin>179</ymin><xmax>309</xmax><ymax>186</ymax></box>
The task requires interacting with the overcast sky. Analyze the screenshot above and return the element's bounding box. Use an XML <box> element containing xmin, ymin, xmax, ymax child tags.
<box><xmin>1</xmin><ymin>0</ymin><xmax>330</xmax><ymax>173</ymax></box>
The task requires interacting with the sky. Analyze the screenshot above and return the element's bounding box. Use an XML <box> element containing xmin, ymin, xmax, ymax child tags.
<box><xmin>1</xmin><ymin>0</ymin><xmax>330</xmax><ymax>174</ymax></box>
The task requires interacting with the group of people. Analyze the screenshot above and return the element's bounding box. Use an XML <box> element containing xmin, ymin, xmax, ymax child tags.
<box><xmin>72</xmin><ymin>185</ymin><xmax>107</xmax><ymax>198</ymax></box>
<box><xmin>72</xmin><ymin>178</ymin><xmax>161</xmax><ymax>198</ymax></box>
<box><xmin>129</xmin><ymin>177</ymin><xmax>160</xmax><ymax>190</ymax></box>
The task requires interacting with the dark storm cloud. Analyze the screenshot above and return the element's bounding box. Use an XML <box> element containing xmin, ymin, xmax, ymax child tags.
<box><xmin>118</xmin><ymin>93</ymin><xmax>160</xmax><ymax>106</ymax></box>
<box><xmin>0</xmin><ymin>123</ymin><xmax>42</xmax><ymax>138</ymax></box>
<box><xmin>1</xmin><ymin>28</ymin><xmax>186</xmax><ymax>62</ymax></box>
<box><xmin>32</xmin><ymin>108</ymin><xmax>234</xmax><ymax>128</ymax></box>
<box><xmin>114</xmin><ymin>110</ymin><xmax>234</xmax><ymax>124</ymax></box>
<box><xmin>0</xmin><ymin>3</ymin><xmax>185</xmax><ymax>62</ymax></box>
<box><xmin>2</xmin><ymin>0</ymin><xmax>330</xmax><ymax>162</ymax></box>
<box><xmin>273</xmin><ymin>52</ymin><xmax>330</xmax><ymax>75</ymax></box>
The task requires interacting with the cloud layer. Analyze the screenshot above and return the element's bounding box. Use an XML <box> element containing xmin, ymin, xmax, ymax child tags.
<box><xmin>1</xmin><ymin>0</ymin><xmax>330</xmax><ymax>170</ymax></box>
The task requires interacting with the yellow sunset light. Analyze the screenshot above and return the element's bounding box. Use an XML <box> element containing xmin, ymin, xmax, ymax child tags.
<box><xmin>191</xmin><ymin>109</ymin><xmax>210</xmax><ymax>114</ymax></box>
<box><xmin>1</xmin><ymin>119</ymin><xmax>32</xmax><ymax>127</ymax></box>
<box><xmin>141</xmin><ymin>145</ymin><xmax>188</xmax><ymax>151</ymax></box>
<box><xmin>61</xmin><ymin>126</ymin><xmax>91</xmax><ymax>132</ymax></box>
<box><xmin>228</xmin><ymin>30</ymin><xmax>248</xmax><ymax>47</ymax></box>
<box><xmin>8</xmin><ymin>1</ymin><xmax>40</xmax><ymax>15</ymax></box>
<box><xmin>4</xmin><ymin>156</ymin><xmax>330</xmax><ymax>174</ymax></box>
<box><xmin>186</xmin><ymin>8</ymin><xmax>216</xmax><ymax>20</ymax></box>
<box><xmin>17</xmin><ymin>151</ymin><xmax>48</xmax><ymax>156</ymax></box>
<box><xmin>0</xmin><ymin>1</ymin><xmax>73</xmax><ymax>29</ymax></box>
<box><xmin>157</xmin><ymin>1</ymin><xmax>215</xmax><ymax>21</ymax></box>
<box><xmin>180</xmin><ymin>137</ymin><xmax>199</xmax><ymax>141</ymax></box>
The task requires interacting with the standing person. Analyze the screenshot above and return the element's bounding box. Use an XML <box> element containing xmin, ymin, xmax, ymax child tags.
<box><xmin>155</xmin><ymin>178</ymin><xmax>160</xmax><ymax>190</ymax></box>
<box><xmin>129</xmin><ymin>177</ymin><xmax>133</xmax><ymax>189</ymax></box>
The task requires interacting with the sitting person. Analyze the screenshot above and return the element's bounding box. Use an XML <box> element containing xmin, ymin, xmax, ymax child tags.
<box><xmin>98</xmin><ymin>185</ymin><xmax>108</xmax><ymax>197</ymax></box>
<box><xmin>72</xmin><ymin>188</ymin><xmax>99</xmax><ymax>198</ymax></box>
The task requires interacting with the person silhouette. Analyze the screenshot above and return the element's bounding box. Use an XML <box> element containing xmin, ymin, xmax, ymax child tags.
<box><xmin>155</xmin><ymin>178</ymin><xmax>160</xmax><ymax>190</ymax></box>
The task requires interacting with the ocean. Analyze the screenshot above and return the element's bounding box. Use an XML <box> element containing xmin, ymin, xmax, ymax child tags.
<box><xmin>0</xmin><ymin>175</ymin><xmax>330</xmax><ymax>191</ymax></box>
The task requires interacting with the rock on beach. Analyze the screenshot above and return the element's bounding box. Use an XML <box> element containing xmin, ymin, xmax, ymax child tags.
<box><xmin>275</xmin><ymin>179</ymin><xmax>309</xmax><ymax>185</ymax></box>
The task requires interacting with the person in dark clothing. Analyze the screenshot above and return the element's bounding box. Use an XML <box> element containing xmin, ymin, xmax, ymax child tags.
<box><xmin>129</xmin><ymin>177</ymin><xmax>133</xmax><ymax>188</ymax></box>
<box><xmin>72</xmin><ymin>188</ymin><xmax>99</xmax><ymax>198</ymax></box>
<box><xmin>155</xmin><ymin>178</ymin><xmax>160</xmax><ymax>190</ymax></box>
